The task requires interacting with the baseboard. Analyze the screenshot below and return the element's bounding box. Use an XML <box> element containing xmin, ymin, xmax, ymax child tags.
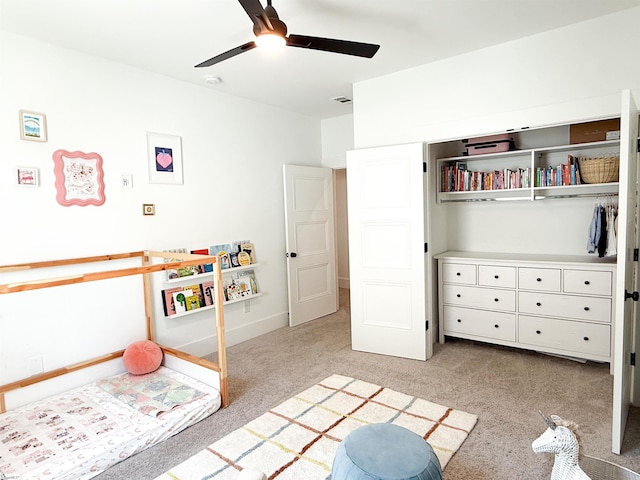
<box><xmin>177</xmin><ymin>311</ymin><xmax>289</xmax><ymax>357</ymax></box>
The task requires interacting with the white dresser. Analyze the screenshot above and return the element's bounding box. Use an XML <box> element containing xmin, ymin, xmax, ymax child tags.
<box><xmin>435</xmin><ymin>251</ymin><xmax>616</xmax><ymax>363</ymax></box>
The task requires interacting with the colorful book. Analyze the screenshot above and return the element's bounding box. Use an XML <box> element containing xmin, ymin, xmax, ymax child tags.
<box><xmin>201</xmin><ymin>281</ymin><xmax>215</xmax><ymax>306</ymax></box>
<box><xmin>185</xmin><ymin>294</ymin><xmax>201</xmax><ymax>311</ymax></box>
<box><xmin>210</xmin><ymin>244</ymin><xmax>232</xmax><ymax>270</ymax></box>
<box><xmin>162</xmin><ymin>287</ymin><xmax>184</xmax><ymax>316</ymax></box>
<box><xmin>183</xmin><ymin>284</ymin><xmax>205</xmax><ymax>308</ymax></box>
<box><xmin>240</xmin><ymin>242</ymin><xmax>256</xmax><ymax>264</ymax></box>
<box><xmin>172</xmin><ymin>289</ymin><xmax>193</xmax><ymax>314</ymax></box>
<box><xmin>191</xmin><ymin>248</ymin><xmax>213</xmax><ymax>273</ymax></box>
<box><xmin>238</xmin><ymin>269</ymin><xmax>258</xmax><ymax>294</ymax></box>
<box><xmin>163</xmin><ymin>248</ymin><xmax>187</xmax><ymax>280</ymax></box>
<box><xmin>234</xmin><ymin>277</ymin><xmax>253</xmax><ymax>297</ymax></box>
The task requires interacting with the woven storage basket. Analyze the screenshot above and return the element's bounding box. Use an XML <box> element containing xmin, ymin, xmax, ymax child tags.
<box><xmin>579</xmin><ymin>155</ymin><xmax>620</xmax><ymax>184</ymax></box>
<box><xmin>582</xmin><ymin>455</ymin><xmax>640</xmax><ymax>480</ymax></box>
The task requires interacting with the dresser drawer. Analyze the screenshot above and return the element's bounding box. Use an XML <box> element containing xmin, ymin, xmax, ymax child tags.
<box><xmin>518</xmin><ymin>291</ymin><xmax>611</xmax><ymax>323</ymax></box>
<box><xmin>478</xmin><ymin>265</ymin><xmax>516</xmax><ymax>288</ymax></box>
<box><xmin>564</xmin><ymin>269</ymin><xmax>612</xmax><ymax>296</ymax></box>
<box><xmin>442</xmin><ymin>263</ymin><xmax>476</xmax><ymax>285</ymax></box>
<box><xmin>443</xmin><ymin>306</ymin><xmax>516</xmax><ymax>341</ymax></box>
<box><xmin>443</xmin><ymin>284</ymin><xmax>515</xmax><ymax>311</ymax></box>
<box><xmin>519</xmin><ymin>315</ymin><xmax>610</xmax><ymax>358</ymax></box>
<box><xmin>518</xmin><ymin>267</ymin><xmax>561</xmax><ymax>291</ymax></box>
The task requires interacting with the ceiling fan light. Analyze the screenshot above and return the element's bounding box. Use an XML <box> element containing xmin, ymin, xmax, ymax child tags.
<box><xmin>255</xmin><ymin>33</ymin><xmax>286</xmax><ymax>50</ymax></box>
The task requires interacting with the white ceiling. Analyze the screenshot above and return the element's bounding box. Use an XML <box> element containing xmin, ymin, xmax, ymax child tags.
<box><xmin>2</xmin><ymin>0</ymin><xmax>640</xmax><ymax>120</ymax></box>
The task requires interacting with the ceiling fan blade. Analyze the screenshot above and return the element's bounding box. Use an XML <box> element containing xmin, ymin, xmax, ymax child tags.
<box><xmin>238</xmin><ymin>0</ymin><xmax>273</xmax><ymax>31</ymax></box>
<box><xmin>287</xmin><ymin>34</ymin><xmax>380</xmax><ymax>58</ymax></box>
<box><xmin>195</xmin><ymin>41</ymin><xmax>257</xmax><ymax>68</ymax></box>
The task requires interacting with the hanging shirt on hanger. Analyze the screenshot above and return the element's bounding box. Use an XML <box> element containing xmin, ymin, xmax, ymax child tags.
<box><xmin>597</xmin><ymin>205</ymin><xmax>607</xmax><ymax>258</ymax></box>
<box><xmin>606</xmin><ymin>204</ymin><xmax>617</xmax><ymax>257</ymax></box>
<box><xmin>587</xmin><ymin>204</ymin><xmax>600</xmax><ymax>254</ymax></box>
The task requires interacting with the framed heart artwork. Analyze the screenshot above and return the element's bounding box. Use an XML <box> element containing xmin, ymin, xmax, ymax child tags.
<box><xmin>146</xmin><ymin>132</ymin><xmax>183</xmax><ymax>185</ymax></box>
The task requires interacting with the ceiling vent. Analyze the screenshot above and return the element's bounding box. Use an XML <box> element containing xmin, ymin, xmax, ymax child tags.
<box><xmin>332</xmin><ymin>96</ymin><xmax>352</xmax><ymax>104</ymax></box>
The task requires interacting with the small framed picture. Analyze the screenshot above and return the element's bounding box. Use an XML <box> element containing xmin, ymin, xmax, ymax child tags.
<box><xmin>19</xmin><ymin>110</ymin><xmax>47</xmax><ymax>142</ymax></box>
<box><xmin>16</xmin><ymin>167</ymin><xmax>39</xmax><ymax>187</ymax></box>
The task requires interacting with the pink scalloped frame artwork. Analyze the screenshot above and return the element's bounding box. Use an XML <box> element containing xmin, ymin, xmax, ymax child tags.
<box><xmin>53</xmin><ymin>149</ymin><xmax>106</xmax><ymax>206</ymax></box>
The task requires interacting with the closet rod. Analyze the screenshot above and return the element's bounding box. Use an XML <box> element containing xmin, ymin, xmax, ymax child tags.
<box><xmin>441</xmin><ymin>196</ymin><xmax>531</xmax><ymax>203</ymax></box>
<box><xmin>441</xmin><ymin>192</ymin><xmax>619</xmax><ymax>203</ymax></box>
<box><xmin>534</xmin><ymin>192</ymin><xmax>619</xmax><ymax>200</ymax></box>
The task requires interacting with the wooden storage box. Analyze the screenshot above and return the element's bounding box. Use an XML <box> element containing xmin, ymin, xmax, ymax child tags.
<box><xmin>569</xmin><ymin>119</ymin><xmax>620</xmax><ymax>144</ymax></box>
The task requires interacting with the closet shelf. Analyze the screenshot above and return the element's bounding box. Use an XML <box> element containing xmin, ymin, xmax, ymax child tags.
<box><xmin>437</xmin><ymin>138</ymin><xmax>621</xmax><ymax>203</ymax></box>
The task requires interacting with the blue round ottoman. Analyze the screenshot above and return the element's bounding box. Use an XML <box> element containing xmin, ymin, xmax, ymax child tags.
<box><xmin>331</xmin><ymin>423</ymin><xmax>442</xmax><ymax>480</ymax></box>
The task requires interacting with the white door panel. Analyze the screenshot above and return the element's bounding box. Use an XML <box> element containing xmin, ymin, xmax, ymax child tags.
<box><xmin>283</xmin><ymin>165</ymin><xmax>338</xmax><ymax>327</ymax></box>
<box><xmin>347</xmin><ymin>143</ymin><xmax>430</xmax><ymax>361</ymax></box>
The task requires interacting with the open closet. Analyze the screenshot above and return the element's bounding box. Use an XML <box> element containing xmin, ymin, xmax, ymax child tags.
<box><xmin>346</xmin><ymin>90</ymin><xmax>639</xmax><ymax>454</ymax></box>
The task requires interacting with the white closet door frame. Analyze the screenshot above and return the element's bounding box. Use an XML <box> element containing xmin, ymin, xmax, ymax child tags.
<box><xmin>612</xmin><ymin>89</ymin><xmax>639</xmax><ymax>454</ymax></box>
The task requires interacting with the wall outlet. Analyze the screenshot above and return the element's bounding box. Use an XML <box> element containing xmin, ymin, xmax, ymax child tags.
<box><xmin>27</xmin><ymin>355</ymin><xmax>43</xmax><ymax>376</ymax></box>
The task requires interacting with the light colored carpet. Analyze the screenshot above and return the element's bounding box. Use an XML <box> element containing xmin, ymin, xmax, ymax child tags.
<box><xmin>94</xmin><ymin>289</ymin><xmax>640</xmax><ymax>480</ymax></box>
<box><xmin>155</xmin><ymin>374</ymin><xmax>477</xmax><ymax>480</ymax></box>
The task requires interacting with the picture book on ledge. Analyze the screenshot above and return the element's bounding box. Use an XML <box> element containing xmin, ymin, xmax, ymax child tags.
<box><xmin>162</xmin><ymin>283</ymin><xmax>207</xmax><ymax>316</ymax></box>
<box><xmin>163</xmin><ymin>247</ymin><xmax>201</xmax><ymax>280</ymax></box>
<box><xmin>209</xmin><ymin>240</ymin><xmax>256</xmax><ymax>270</ymax></box>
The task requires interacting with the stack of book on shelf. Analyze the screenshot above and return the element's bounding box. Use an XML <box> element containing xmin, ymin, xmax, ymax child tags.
<box><xmin>441</xmin><ymin>161</ymin><xmax>532</xmax><ymax>192</ymax></box>
<box><xmin>162</xmin><ymin>282</ymin><xmax>215</xmax><ymax>316</ymax></box>
<box><xmin>535</xmin><ymin>155</ymin><xmax>582</xmax><ymax>187</ymax></box>
<box><xmin>161</xmin><ymin>240</ymin><xmax>259</xmax><ymax>317</ymax></box>
<box><xmin>164</xmin><ymin>247</ymin><xmax>212</xmax><ymax>280</ymax></box>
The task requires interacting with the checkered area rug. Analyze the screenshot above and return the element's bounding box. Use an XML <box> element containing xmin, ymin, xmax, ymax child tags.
<box><xmin>156</xmin><ymin>374</ymin><xmax>478</xmax><ymax>480</ymax></box>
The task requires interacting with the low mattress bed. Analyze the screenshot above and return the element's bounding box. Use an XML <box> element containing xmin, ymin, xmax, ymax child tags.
<box><xmin>0</xmin><ymin>366</ymin><xmax>221</xmax><ymax>480</ymax></box>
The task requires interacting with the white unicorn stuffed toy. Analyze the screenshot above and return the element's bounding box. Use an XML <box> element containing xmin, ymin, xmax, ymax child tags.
<box><xmin>532</xmin><ymin>411</ymin><xmax>591</xmax><ymax>480</ymax></box>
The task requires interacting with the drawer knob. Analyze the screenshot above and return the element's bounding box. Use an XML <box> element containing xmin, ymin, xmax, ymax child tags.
<box><xmin>456</xmin><ymin>294</ymin><xmax>461</xmax><ymax>298</ymax></box>
<box><xmin>583</xmin><ymin>336</ymin><xmax>589</xmax><ymax>341</ymax></box>
<box><xmin>536</xmin><ymin>330</ymin><xmax>541</xmax><ymax>334</ymax></box>
<box><xmin>494</xmin><ymin>275</ymin><xmax>499</xmax><ymax>279</ymax></box>
<box><xmin>494</xmin><ymin>324</ymin><xmax>499</xmax><ymax>328</ymax></box>
<box><xmin>456</xmin><ymin>272</ymin><xmax>461</xmax><ymax>276</ymax></box>
<box><xmin>494</xmin><ymin>298</ymin><xmax>499</xmax><ymax>302</ymax></box>
<box><xmin>536</xmin><ymin>277</ymin><xmax>542</xmax><ymax>282</ymax></box>
<box><xmin>536</xmin><ymin>302</ymin><xmax>541</xmax><ymax>307</ymax></box>
<box><xmin>584</xmin><ymin>306</ymin><xmax>590</xmax><ymax>311</ymax></box>
<box><xmin>584</xmin><ymin>280</ymin><xmax>590</xmax><ymax>285</ymax></box>
<box><xmin>457</xmin><ymin>319</ymin><xmax>462</xmax><ymax>323</ymax></box>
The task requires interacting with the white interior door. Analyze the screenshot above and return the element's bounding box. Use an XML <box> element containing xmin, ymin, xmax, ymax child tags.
<box><xmin>612</xmin><ymin>89</ymin><xmax>639</xmax><ymax>454</ymax></box>
<box><xmin>346</xmin><ymin>143</ymin><xmax>430</xmax><ymax>361</ymax></box>
<box><xmin>283</xmin><ymin>165</ymin><xmax>338</xmax><ymax>327</ymax></box>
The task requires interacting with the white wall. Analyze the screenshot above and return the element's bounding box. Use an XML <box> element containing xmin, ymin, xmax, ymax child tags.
<box><xmin>353</xmin><ymin>8</ymin><xmax>640</xmax><ymax>147</ymax></box>
<box><xmin>321</xmin><ymin>114</ymin><xmax>353</xmax><ymax>169</ymax></box>
<box><xmin>351</xmin><ymin>7</ymin><xmax>640</xmax><ymax>257</ymax></box>
<box><xmin>0</xmin><ymin>31</ymin><xmax>321</xmax><ymax>383</ymax></box>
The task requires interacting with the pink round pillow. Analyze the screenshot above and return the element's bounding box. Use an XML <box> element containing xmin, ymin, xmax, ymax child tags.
<box><xmin>123</xmin><ymin>340</ymin><xmax>163</xmax><ymax>375</ymax></box>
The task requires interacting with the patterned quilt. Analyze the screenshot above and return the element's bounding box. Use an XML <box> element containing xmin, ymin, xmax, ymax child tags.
<box><xmin>0</xmin><ymin>390</ymin><xmax>130</xmax><ymax>477</ymax></box>
<box><xmin>97</xmin><ymin>371</ymin><xmax>206</xmax><ymax>417</ymax></box>
<box><xmin>0</xmin><ymin>366</ymin><xmax>220</xmax><ymax>480</ymax></box>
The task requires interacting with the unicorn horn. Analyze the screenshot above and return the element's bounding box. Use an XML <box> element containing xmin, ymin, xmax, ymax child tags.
<box><xmin>538</xmin><ymin>410</ymin><xmax>557</xmax><ymax>430</ymax></box>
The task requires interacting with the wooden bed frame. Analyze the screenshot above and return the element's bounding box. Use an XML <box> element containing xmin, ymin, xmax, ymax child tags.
<box><xmin>0</xmin><ymin>250</ymin><xmax>228</xmax><ymax>414</ymax></box>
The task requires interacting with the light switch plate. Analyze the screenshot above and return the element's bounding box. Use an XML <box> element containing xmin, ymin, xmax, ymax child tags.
<box><xmin>121</xmin><ymin>174</ymin><xmax>133</xmax><ymax>188</ymax></box>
